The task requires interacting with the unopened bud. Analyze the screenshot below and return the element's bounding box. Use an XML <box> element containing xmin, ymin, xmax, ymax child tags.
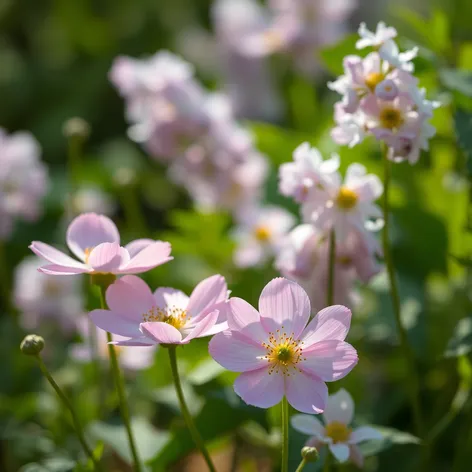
<box><xmin>63</xmin><ymin>117</ymin><xmax>91</xmax><ymax>139</ymax></box>
<box><xmin>301</xmin><ymin>446</ymin><xmax>319</xmax><ymax>462</ymax></box>
<box><xmin>20</xmin><ymin>334</ymin><xmax>45</xmax><ymax>356</ymax></box>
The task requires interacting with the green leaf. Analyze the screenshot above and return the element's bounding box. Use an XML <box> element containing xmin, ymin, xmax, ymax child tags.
<box><xmin>454</xmin><ymin>108</ymin><xmax>472</xmax><ymax>175</ymax></box>
<box><xmin>358</xmin><ymin>426</ymin><xmax>420</xmax><ymax>456</ymax></box>
<box><xmin>319</xmin><ymin>34</ymin><xmax>359</xmax><ymax>76</ymax></box>
<box><xmin>445</xmin><ymin>316</ymin><xmax>472</xmax><ymax>357</ymax></box>
<box><xmin>187</xmin><ymin>358</ymin><xmax>226</xmax><ymax>386</ymax></box>
<box><xmin>440</xmin><ymin>69</ymin><xmax>472</xmax><ymax>97</ymax></box>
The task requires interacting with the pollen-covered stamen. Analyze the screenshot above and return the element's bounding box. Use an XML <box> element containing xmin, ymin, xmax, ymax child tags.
<box><xmin>254</xmin><ymin>225</ymin><xmax>271</xmax><ymax>242</ymax></box>
<box><xmin>261</xmin><ymin>328</ymin><xmax>306</xmax><ymax>376</ymax></box>
<box><xmin>142</xmin><ymin>305</ymin><xmax>190</xmax><ymax>330</ymax></box>
<box><xmin>324</xmin><ymin>421</ymin><xmax>352</xmax><ymax>444</ymax></box>
<box><xmin>379</xmin><ymin>106</ymin><xmax>404</xmax><ymax>129</ymax></box>
<box><xmin>364</xmin><ymin>72</ymin><xmax>384</xmax><ymax>91</ymax></box>
<box><xmin>336</xmin><ymin>187</ymin><xmax>358</xmax><ymax>210</ymax></box>
<box><xmin>84</xmin><ymin>247</ymin><xmax>94</xmax><ymax>264</ymax></box>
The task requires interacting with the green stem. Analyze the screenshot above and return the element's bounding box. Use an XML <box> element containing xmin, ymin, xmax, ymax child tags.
<box><xmin>281</xmin><ymin>396</ymin><xmax>289</xmax><ymax>472</ymax></box>
<box><xmin>35</xmin><ymin>356</ymin><xmax>103</xmax><ymax>471</ymax></box>
<box><xmin>121</xmin><ymin>184</ymin><xmax>148</xmax><ymax>238</ymax></box>
<box><xmin>295</xmin><ymin>458</ymin><xmax>307</xmax><ymax>472</ymax></box>
<box><xmin>327</xmin><ymin>229</ymin><xmax>336</xmax><ymax>306</ymax></box>
<box><xmin>323</xmin><ymin>452</ymin><xmax>331</xmax><ymax>472</ymax></box>
<box><xmin>167</xmin><ymin>346</ymin><xmax>217</xmax><ymax>472</ymax></box>
<box><xmin>99</xmin><ymin>287</ymin><xmax>142</xmax><ymax>472</ymax></box>
<box><xmin>382</xmin><ymin>148</ymin><xmax>424</xmax><ymax>437</ymax></box>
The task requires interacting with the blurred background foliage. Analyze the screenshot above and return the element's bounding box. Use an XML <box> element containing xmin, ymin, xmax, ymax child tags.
<box><xmin>2</xmin><ymin>0</ymin><xmax>472</xmax><ymax>471</ymax></box>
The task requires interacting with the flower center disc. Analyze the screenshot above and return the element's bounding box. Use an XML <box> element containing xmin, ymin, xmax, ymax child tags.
<box><xmin>143</xmin><ymin>305</ymin><xmax>189</xmax><ymax>330</ymax></box>
<box><xmin>255</xmin><ymin>225</ymin><xmax>271</xmax><ymax>242</ymax></box>
<box><xmin>262</xmin><ymin>330</ymin><xmax>306</xmax><ymax>376</ymax></box>
<box><xmin>325</xmin><ymin>421</ymin><xmax>352</xmax><ymax>444</ymax></box>
<box><xmin>379</xmin><ymin>107</ymin><xmax>403</xmax><ymax>129</ymax></box>
<box><xmin>336</xmin><ymin>187</ymin><xmax>358</xmax><ymax>210</ymax></box>
<box><xmin>364</xmin><ymin>72</ymin><xmax>384</xmax><ymax>91</ymax></box>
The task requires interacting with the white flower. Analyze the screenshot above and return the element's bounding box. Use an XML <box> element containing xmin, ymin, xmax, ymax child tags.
<box><xmin>356</xmin><ymin>22</ymin><xmax>397</xmax><ymax>49</ymax></box>
<box><xmin>379</xmin><ymin>40</ymin><xmax>418</xmax><ymax>72</ymax></box>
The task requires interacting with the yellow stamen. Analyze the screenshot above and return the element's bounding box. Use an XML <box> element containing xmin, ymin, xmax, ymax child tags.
<box><xmin>142</xmin><ymin>305</ymin><xmax>189</xmax><ymax>330</ymax></box>
<box><xmin>364</xmin><ymin>72</ymin><xmax>384</xmax><ymax>91</ymax></box>
<box><xmin>84</xmin><ymin>247</ymin><xmax>94</xmax><ymax>264</ymax></box>
<box><xmin>379</xmin><ymin>106</ymin><xmax>403</xmax><ymax>129</ymax></box>
<box><xmin>324</xmin><ymin>421</ymin><xmax>352</xmax><ymax>444</ymax></box>
<box><xmin>338</xmin><ymin>255</ymin><xmax>353</xmax><ymax>266</ymax></box>
<box><xmin>336</xmin><ymin>187</ymin><xmax>358</xmax><ymax>210</ymax></box>
<box><xmin>255</xmin><ymin>225</ymin><xmax>271</xmax><ymax>242</ymax></box>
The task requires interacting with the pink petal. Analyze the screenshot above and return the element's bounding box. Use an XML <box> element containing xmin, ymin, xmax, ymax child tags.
<box><xmin>89</xmin><ymin>309</ymin><xmax>142</xmax><ymax>338</ymax></box>
<box><xmin>329</xmin><ymin>443</ymin><xmax>350</xmax><ymax>462</ymax></box>
<box><xmin>110</xmin><ymin>337</ymin><xmax>155</xmax><ymax>346</ymax></box>
<box><xmin>209</xmin><ymin>331</ymin><xmax>268</xmax><ymax>372</ymax></box>
<box><xmin>106</xmin><ymin>275</ymin><xmax>155</xmax><ymax>321</ymax></box>
<box><xmin>187</xmin><ymin>274</ymin><xmax>228</xmax><ymax>317</ymax></box>
<box><xmin>30</xmin><ymin>241</ymin><xmax>88</xmax><ymax>269</ymax></box>
<box><xmin>285</xmin><ymin>370</ymin><xmax>328</xmax><ymax>414</ymax></box>
<box><xmin>233</xmin><ymin>368</ymin><xmax>284</xmax><ymax>409</ymax></box>
<box><xmin>118</xmin><ymin>241</ymin><xmax>172</xmax><ymax>274</ymax></box>
<box><xmin>182</xmin><ymin>310</ymin><xmax>219</xmax><ymax>343</ymax></box>
<box><xmin>349</xmin><ymin>444</ymin><xmax>364</xmax><ymax>468</ymax></box>
<box><xmin>227</xmin><ymin>298</ymin><xmax>267</xmax><ymax>344</ymax></box>
<box><xmin>301</xmin><ymin>305</ymin><xmax>352</xmax><ymax>346</ymax></box>
<box><xmin>349</xmin><ymin>426</ymin><xmax>382</xmax><ymax>444</ymax></box>
<box><xmin>125</xmin><ymin>238</ymin><xmax>155</xmax><ymax>257</ymax></box>
<box><xmin>323</xmin><ymin>388</ymin><xmax>355</xmax><ymax>426</ymax></box>
<box><xmin>39</xmin><ymin>264</ymin><xmax>90</xmax><ymax>275</ymax></box>
<box><xmin>258</xmin><ymin>277</ymin><xmax>311</xmax><ymax>339</ymax></box>
<box><xmin>154</xmin><ymin>288</ymin><xmax>189</xmax><ymax>310</ymax></box>
<box><xmin>301</xmin><ymin>341</ymin><xmax>358</xmax><ymax>382</ymax></box>
<box><xmin>291</xmin><ymin>414</ymin><xmax>324</xmax><ymax>438</ymax></box>
<box><xmin>88</xmin><ymin>242</ymin><xmax>130</xmax><ymax>273</ymax></box>
<box><xmin>66</xmin><ymin>213</ymin><xmax>120</xmax><ymax>261</ymax></box>
<box><xmin>140</xmin><ymin>322</ymin><xmax>182</xmax><ymax>344</ymax></box>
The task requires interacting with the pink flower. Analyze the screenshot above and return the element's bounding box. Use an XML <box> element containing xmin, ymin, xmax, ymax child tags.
<box><xmin>90</xmin><ymin>274</ymin><xmax>229</xmax><ymax>346</ymax></box>
<box><xmin>356</xmin><ymin>22</ymin><xmax>397</xmax><ymax>49</ymax></box>
<box><xmin>292</xmin><ymin>389</ymin><xmax>382</xmax><ymax>466</ymax></box>
<box><xmin>232</xmin><ymin>205</ymin><xmax>295</xmax><ymax>268</ymax></box>
<box><xmin>30</xmin><ymin>213</ymin><xmax>172</xmax><ymax>276</ymax></box>
<box><xmin>209</xmin><ymin>278</ymin><xmax>358</xmax><ymax>413</ymax></box>
<box><xmin>70</xmin><ymin>317</ymin><xmax>156</xmax><ymax>371</ymax></box>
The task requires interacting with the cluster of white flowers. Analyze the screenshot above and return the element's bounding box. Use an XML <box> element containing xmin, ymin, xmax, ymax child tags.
<box><xmin>276</xmin><ymin>143</ymin><xmax>383</xmax><ymax>311</ymax></box>
<box><xmin>329</xmin><ymin>22</ymin><xmax>439</xmax><ymax>164</ymax></box>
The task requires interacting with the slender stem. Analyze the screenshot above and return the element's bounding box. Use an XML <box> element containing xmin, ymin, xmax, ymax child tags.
<box><xmin>281</xmin><ymin>396</ymin><xmax>289</xmax><ymax>472</ymax></box>
<box><xmin>327</xmin><ymin>229</ymin><xmax>336</xmax><ymax>306</ymax></box>
<box><xmin>382</xmin><ymin>148</ymin><xmax>424</xmax><ymax>437</ymax></box>
<box><xmin>167</xmin><ymin>346</ymin><xmax>217</xmax><ymax>472</ymax></box>
<box><xmin>99</xmin><ymin>287</ymin><xmax>142</xmax><ymax>472</ymax></box>
<box><xmin>295</xmin><ymin>458</ymin><xmax>307</xmax><ymax>472</ymax></box>
<box><xmin>35</xmin><ymin>356</ymin><xmax>103</xmax><ymax>470</ymax></box>
<box><xmin>323</xmin><ymin>452</ymin><xmax>331</xmax><ymax>472</ymax></box>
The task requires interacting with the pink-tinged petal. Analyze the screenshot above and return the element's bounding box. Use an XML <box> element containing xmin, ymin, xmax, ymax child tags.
<box><xmin>182</xmin><ymin>310</ymin><xmax>219</xmax><ymax>343</ymax></box>
<box><xmin>258</xmin><ymin>277</ymin><xmax>311</xmax><ymax>339</ymax></box>
<box><xmin>125</xmin><ymin>238</ymin><xmax>155</xmax><ymax>257</ymax></box>
<box><xmin>301</xmin><ymin>305</ymin><xmax>352</xmax><ymax>346</ymax></box>
<box><xmin>119</xmin><ymin>345</ymin><xmax>156</xmax><ymax>370</ymax></box>
<box><xmin>106</xmin><ymin>275</ymin><xmax>155</xmax><ymax>320</ymax></box>
<box><xmin>349</xmin><ymin>444</ymin><xmax>364</xmax><ymax>468</ymax></box>
<box><xmin>349</xmin><ymin>426</ymin><xmax>382</xmax><ymax>444</ymax></box>
<box><xmin>154</xmin><ymin>288</ymin><xmax>189</xmax><ymax>310</ymax></box>
<box><xmin>329</xmin><ymin>443</ymin><xmax>350</xmax><ymax>463</ymax></box>
<box><xmin>118</xmin><ymin>241</ymin><xmax>172</xmax><ymax>274</ymax></box>
<box><xmin>323</xmin><ymin>389</ymin><xmax>355</xmax><ymax>426</ymax></box>
<box><xmin>88</xmin><ymin>242</ymin><xmax>130</xmax><ymax>273</ymax></box>
<box><xmin>29</xmin><ymin>242</ymin><xmax>87</xmax><ymax>269</ymax></box>
<box><xmin>209</xmin><ymin>330</ymin><xmax>268</xmax><ymax>372</ymax></box>
<box><xmin>89</xmin><ymin>309</ymin><xmax>142</xmax><ymax>338</ymax></box>
<box><xmin>227</xmin><ymin>298</ymin><xmax>267</xmax><ymax>344</ymax></box>
<box><xmin>66</xmin><ymin>213</ymin><xmax>120</xmax><ymax>261</ymax></box>
<box><xmin>187</xmin><ymin>274</ymin><xmax>228</xmax><ymax>317</ymax></box>
<box><xmin>302</xmin><ymin>341</ymin><xmax>358</xmax><ymax>382</ymax></box>
<box><xmin>291</xmin><ymin>414</ymin><xmax>324</xmax><ymax>438</ymax></box>
<box><xmin>285</xmin><ymin>370</ymin><xmax>328</xmax><ymax>414</ymax></box>
<box><xmin>140</xmin><ymin>322</ymin><xmax>182</xmax><ymax>344</ymax></box>
<box><xmin>204</xmin><ymin>321</ymin><xmax>228</xmax><ymax>336</ymax></box>
<box><xmin>110</xmin><ymin>337</ymin><xmax>155</xmax><ymax>346</ymax></box>
<box><xmin>39</xmin><ymin>264</ymin><xmax>90</xmax><ymax>275</ymax></box>
<box><xmin>233</xmin><ymin>368</ymin><xmax>284</xmax><ymax>409</ymax></box>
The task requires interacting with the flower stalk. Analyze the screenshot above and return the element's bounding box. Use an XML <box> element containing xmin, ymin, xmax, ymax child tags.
<box><xmin>281</xmin><ymin>396</ymin><xmax>289</xmax><ymax>472</ymax></box>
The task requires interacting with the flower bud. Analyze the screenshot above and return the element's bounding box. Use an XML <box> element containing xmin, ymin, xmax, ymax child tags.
<box><xmin>63</xmin><ymin>117</ymin><xmax>91</xmax><ymax>139</ymax></box>
<box><xmin>374</xmin><ymin>79</ymin><xmax>398</xmax><ymax>101</ymax></box>
<box><xmin>301</xmin><ymin>446</ymin><xmax>319</xmax><ymax>462</ymax></box>
<box><xmin>20</xmin><ymin>334</ymin><xmax>45</xmax><ymax>356</ymax></box>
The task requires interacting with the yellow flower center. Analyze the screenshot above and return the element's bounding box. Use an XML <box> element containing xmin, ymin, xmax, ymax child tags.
<box><xmin>84</xmin><ymin>247</ymin><xmax>94</xmax><ymax>264</ymax></box>
<box><xmin>142</xmin><ymin>305</ymin><xmax>189</xmax><ymax>330</ymax></box>
<box><xmin>338</xmin><ymin>255</ymin><xmax>353</xmax><ymax>266</ymax></box>
<box><xmin>324</xmin><ymin>421</ymin><xmax>352</xmax><ymax>444</ymax></box>
<box><xmin>263</xmin><ymin>30</ymin><xmax>283</xmax><ymax>50</ymax></box>
<box><xmin>336</xmin><ymin>187</ymin><xmax>358</xmax><ymax>210</ymax></box>
<box><xmin>364</xmin><ymin>72</ymin><xmax>384</xmax><ymax>91</ymax></box>
<box><xmin>254</xmin><ymin>225</ymin><xmax>271</xmax><ymax>242</ymax></box>
<box><xmin>379</xmin><ymin>106</ymin><xmax>403</xmax><ymax>129</ymax></box>
<box><xmin>261</xmin><ymin>329</ymin><xmax>306</xmax><ymax>376</ymax></box>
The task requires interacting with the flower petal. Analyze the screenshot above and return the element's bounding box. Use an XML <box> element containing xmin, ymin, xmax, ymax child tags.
<box><xmin>125</xmin><ymin>238</ymin><xmax>155</xmax><ymax>257</ymax></box>
<box><xmin>38</xmin><ymin>264</ymin><xmax>90</xmax><ymax>275</ymax></box>
<box><xmin>233</xmin><ymin>368</ymin><xmax>284</xmax><ymax>409</ymax></box>
<box><xmin>291</xmin><ymin>414</ymin><xmax>325</xmax><ymax>438</ymax></box>
<box><xmin>258</xmin><ymin>277</ymin><xmax>311</xmax><ymax>339</ymax></box>
<box><xmin>301</xmin><ymin>305</ymin><xmax>352</xmax><ymax>346</ymax></box>
<box><xmin>106</xmin><ymin>275</ymin><xmax>155</xmax><ymax>320</ymax></box>
<box><xmin>110</xmin><ymin>336</ymin><xmax>155</xmax><ymax>346</ymax></box>
<box><xmin>140</xmin><ymin>322</ymin><xmax>182</xmax><ymax>344</ymax></box>
<box><xmin>323</xmin><ymin>389</ymin><xmax>355</xmax><ymax>425</ymax></box>
<box><xmin>227</xmin><ymin>297</ymin><xmax>267</xmax><ymax>344</ymax></box>
<box><xmin>118</xmin><ymin>241</ymin><xmax>172</xmax><ymax>274</ymax></box>
<box><xmin>285</xmin><ymin>370</ymin><xmax>328</xmax><ymax>414</ymax></box>
<box><xmin>88</xmin><ymin>242</ymin><xmax>130</xmax><ymax>273</ymax></box>
<box><xmin>302</xmin><ymin>341</ymin><xmax>358</xmax><ymax>381</ymax></box>
<box><xmin>154</xmin><ymin>288</ymin><xmax>189</xmax><ymax>310</ymax></box>
<box><xmin>66</xmin><ymin>213</ymin><xmax>120</xmax><ymax>261</ymax></box>
<box><xmin>187</xmin><ymin>274</ymin><xmax>228</xmax><ymax>317</ymax></box>
<box><xmin>349</xmin><ymin>426</ymin><xmax>383</xmax><ymax>444</ymax></box>
<box><xmin>209</xmin><ymin>330</ymin><xmax>268</xmax><ymax>372</ymax></box>
<box><xmin>182</xmin><ymin>310</ymin><xmax>219</xmax><ymax>343</ymax></box>
<box><xmin>349</xmin><ymin>444</ymin><xmax>364</xmax><ymax>468</ymax></box>
<box><xmin>30</xmin><ymin>242</ymin><xmax>88</xmax><ymax>269</ymax></box>
<box><xmin>329</xmin><ymin>443</ymin><xmax>350</xmax><ymax>463</ymax></box>
<box><xmin>89</xmin><ymin>309</ymin><xmax>142</xmax><ymax>338</ymax></box>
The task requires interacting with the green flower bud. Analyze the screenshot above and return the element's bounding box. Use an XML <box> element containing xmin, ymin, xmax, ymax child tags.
<box><xmin>20</xmin><ymin>334</ymin><xmax>45</xmax><ymax>356</ymax></box>
<box><xmin>301</xmin><ymin>446</ymin><xmax>319</xmax><ymax>462</ymax></box>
